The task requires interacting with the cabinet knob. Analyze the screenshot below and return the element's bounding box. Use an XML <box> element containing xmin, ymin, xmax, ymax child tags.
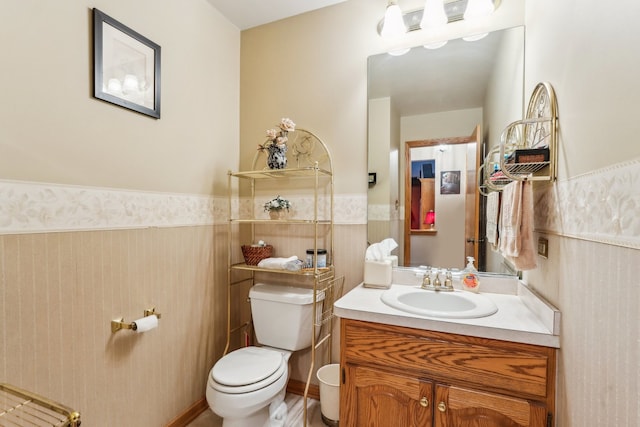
<box><xmin>419</xmin><ymin>397</ymin><xmax>429</xmax><ymax>408</ymax></box>
<box><xmin>437</xmin><ymin>402</ymin><xmax>447</xmax><ymax>412</ymax></box>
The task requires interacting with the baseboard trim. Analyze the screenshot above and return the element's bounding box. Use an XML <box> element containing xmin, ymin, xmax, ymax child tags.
<box><xmin>165</xmin><ymin>397</ymin><xmax>209</xmax><ymax>427</ymax></box>
<box><xmin>287</xmin><ymin>379</ymin><xmax>320</xmax><ymax>400</ymax></box>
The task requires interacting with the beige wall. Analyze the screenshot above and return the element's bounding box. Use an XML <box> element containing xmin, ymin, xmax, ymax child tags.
<box><xmin>2</xmin><ymin>0</ymin><xmax>639</xmax><ymax>426</ymax></box>
<box><xmin>0</xmin><ymin>226</ymin><xmax>228</xmax><ymax>426</ymax></box>
<box><xmin>0</xmin><ymin>0</ymin><xmax>239</xmax><ymax>195</ymax></box>
<box><xmin>242</xmin><ymin>1</ymin><xmax>639</xmax><ymax>426</ymax></box>
<box><xmin>523</xmin><ymin>1</ymin><xmax>640</xmax><ymax>425</ymax></box>
<box><xmin>0</xmin><ymin>0</ymin><xmax>239</xmax><ymax>425</ymax></box>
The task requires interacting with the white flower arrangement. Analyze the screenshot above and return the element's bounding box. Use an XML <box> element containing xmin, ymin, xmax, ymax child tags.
<box><xmin>258</xmin><ymin>117</ymin><xmax>296</xmax><ymax>151</ymax></box>
<box><xmin>263</xmin><ymin>195</ymin><xmax>291</xmax><ymax>212</ymax></box>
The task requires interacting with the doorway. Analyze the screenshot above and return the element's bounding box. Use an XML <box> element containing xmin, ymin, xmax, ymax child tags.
<box><xmin>403</xmin><ymin>126</ymin><xmax>482</xmax><ymax>268</ymax></box>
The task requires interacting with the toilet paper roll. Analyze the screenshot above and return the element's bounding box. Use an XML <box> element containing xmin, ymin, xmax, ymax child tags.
<box><xmin>133</xmin><ymin>314</ymin><xmax>158</xmax><ymax>333</ymax></box>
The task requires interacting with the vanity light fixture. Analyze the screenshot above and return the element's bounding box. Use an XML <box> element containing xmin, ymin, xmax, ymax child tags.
<box><xmin>388</xmin><ymin>47</ymin><xmax>411</xmax><ymax>56</ymax></box>
<box><xmin>462</xmin><ymin>0</ymin><xmax>494</xmax><ymax>41</ymax></box>
<box><xmin>463</xmin><ymin>0</ymin><xmax>494</xmax><ymax>20</ymax></box>
<box><xmin>378</xmin><ymin>0</ymin><xmax>500</xmax><ymax>46</ymax></box>
<box><xmin>420</xmin><ymin>0</ymin><xmax>448</xmax><ymax>30</ymax></box>
<box><xmin>381</xmin><ymin>1</ymin><xmax>407</xmax><ymax>39</ymax></box>
<box><xmin>420</xmin><ymin>0</ymin><xmax>448</xmax><ymax>49</ymax></box>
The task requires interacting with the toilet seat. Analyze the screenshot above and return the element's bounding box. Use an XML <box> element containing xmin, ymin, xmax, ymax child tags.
<box><xmin>210</xmin><ymin>347</ymin><xmax>286</xmax><ymax>394</ymax></box>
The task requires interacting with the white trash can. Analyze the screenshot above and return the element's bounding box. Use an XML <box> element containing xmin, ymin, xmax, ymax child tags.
<box><xmin>316</xmin><ymin>364</ymin><xmax>340</xmax><ymax>426</ymax></box>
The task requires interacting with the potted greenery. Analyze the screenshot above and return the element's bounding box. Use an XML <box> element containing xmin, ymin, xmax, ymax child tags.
<box><xmin>264</xmin><ymin>195</ymin><xmax>291</xmax><ymax>220</ymax></box>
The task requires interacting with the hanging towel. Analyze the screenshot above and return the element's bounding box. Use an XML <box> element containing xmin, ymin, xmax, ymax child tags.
<box><xmin>499</xmin><ymin>181</ymin><xmax>523</xmax><ymax>257</ymax></box>
<box><xmin>486</xmin><ymin>191</ymin><xmax>501</xmax><ymax>250</ymax></box>
<box><xmin>509</xmin><ymin>181</ymin><xmax>537</xmax><ymax>270</ymax></box>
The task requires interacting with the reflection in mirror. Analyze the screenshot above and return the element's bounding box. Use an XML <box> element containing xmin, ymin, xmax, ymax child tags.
<box><xmin>410</xmin><ymin>158</ymin><xmax>435</xmax><ymax>231</ymax></box>
<box><xmin>367</xmin><ymin>26</ymin><xmax>524</xmax><ymax>273</ymax></box>
<box><xmin>404</xmin><ymin>128</ymin><xmax>480</xmax><ymax>268</ymax></box>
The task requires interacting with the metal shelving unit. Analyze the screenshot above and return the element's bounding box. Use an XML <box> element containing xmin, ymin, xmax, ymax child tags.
<box><xmin>481</xmin><ymin>82</ymin><xmax>559</xmax><ymax>193</ymax></box>
<box><xmin>0</xmin><ymin>383</ymin><xmax>81</xmax><ymax>427</ymax></box>
<box><xmin>223</xmin><ymin>128</ymin><xmax>343</xmax><ymax>427</ymax></box>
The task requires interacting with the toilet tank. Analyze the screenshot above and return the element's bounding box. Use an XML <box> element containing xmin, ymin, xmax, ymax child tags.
<box><xmin>249</xmin><ymin>283</ymin><xmax>325</xmax><ymax>351</ymax></box>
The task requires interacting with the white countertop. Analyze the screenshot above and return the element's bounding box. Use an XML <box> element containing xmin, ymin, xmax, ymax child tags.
<box><xmin>334</xmin><ymin>276</ymin><xmax>561</xmax><ymax>348</ymax></box>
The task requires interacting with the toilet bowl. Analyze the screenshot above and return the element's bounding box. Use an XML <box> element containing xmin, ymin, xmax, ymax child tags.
<box><xmin>206</xmin><ymin>347</ymin><xmax>291</xmax><ymax>426</ymax></box>
<box><xmin>206</xmin><ymin>283</ymin><xmax>323</xmax><ymax>426</ymax></box>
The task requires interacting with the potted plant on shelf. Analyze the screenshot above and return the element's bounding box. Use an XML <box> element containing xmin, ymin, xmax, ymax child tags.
<box><xmin>264</xmin><ymin>195</ymin><xmax>291</xmax><ymax>220</ymax></box>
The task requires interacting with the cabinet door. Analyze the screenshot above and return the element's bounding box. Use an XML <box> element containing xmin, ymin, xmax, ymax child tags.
<box><xmin>342</xmin><ymin>364</ymin><xmax>432</xmax><ymax>427</ymax></box>
<box><xmin>434</xmin><ymin>385</ymin><xmax>547</xmax><ymax>427</ymax></box>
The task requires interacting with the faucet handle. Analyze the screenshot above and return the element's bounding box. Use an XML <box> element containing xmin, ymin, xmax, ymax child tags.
<box><xmin>444</xmin><ymin>269</ymin><xmax>453</xmax><ymax>290</ymax></box>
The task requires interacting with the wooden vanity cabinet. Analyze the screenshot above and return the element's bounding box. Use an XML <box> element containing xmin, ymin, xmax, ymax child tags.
<box><xmin>340</xmin><ymin>319</ymin><xmax>556</xmax><ymax>427</ymax></box>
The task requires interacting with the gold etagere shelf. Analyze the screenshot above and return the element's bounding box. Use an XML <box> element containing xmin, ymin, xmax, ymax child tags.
<box><xmin>224</xmin><ymin>128</ymin><xmax>342</xmax><ymax>427</ymax></box>
<box><xmin>0</xmin><ymin>383</ymin><xmax>81</xmax><ymax>427</ymax></box>
<box><xmin>481</xmin><ymin>82</ymin><xmax>559</xmax><ymax>193</ymax></box>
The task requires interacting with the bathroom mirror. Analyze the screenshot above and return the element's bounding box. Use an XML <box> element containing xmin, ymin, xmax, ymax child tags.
<box><xmin>367</xmin><ymin>26</ymin><xmax>525</xmax><ymax>272</ymax></box>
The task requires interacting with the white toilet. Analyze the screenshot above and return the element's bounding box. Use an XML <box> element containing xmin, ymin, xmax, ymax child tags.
<box><xmin>206</xmin><ymin>283</ymin><xmax>324</xmax><ymax>427</ymax></box>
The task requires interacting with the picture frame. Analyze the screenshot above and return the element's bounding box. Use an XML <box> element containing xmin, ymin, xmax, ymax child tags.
<box><xmin>368</xmin><ymin>173</ymin><xmax>377</xmax><ymax>185</ymax></box>
<box><xmin>440</xmin><ymin>170</ymin><xmax>461</xmax><ymax>195</ymax></box>
<box><xmin>93</xmin><ymin>8</ymin><xmax>161</xmax><ymax>118</ymax></box>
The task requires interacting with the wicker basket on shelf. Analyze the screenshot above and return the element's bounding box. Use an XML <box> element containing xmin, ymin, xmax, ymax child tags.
<box><xmin>241</xmin><ymin>245</ymin><xmax>274</xmax><ymax>265</ymax></box>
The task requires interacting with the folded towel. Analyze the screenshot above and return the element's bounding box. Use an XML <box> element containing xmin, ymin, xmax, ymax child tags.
<box><xmin>508</xmin><ymin>181</ymin><xmax>537</xmax><ymax>270</ymax></box>
<box><xmin>257</xmin><ymin>256</ymin><xmax>298</xmax><ymax>270</ymax></box>
<box><xmin>499</xmin><ymin>181</ymin><xmax>523</xmax><ymax>257</ymax></box>
<box><xmin>486</xmin><ymin>191</ymin><xmax>501</xmax><ymax>249</ymax></box>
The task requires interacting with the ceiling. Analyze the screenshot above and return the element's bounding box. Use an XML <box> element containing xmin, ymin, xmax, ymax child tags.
<box><xmin>206</xmin><ymin>0</ymin><xmax>348</xmax><ymax>30</ymax></box>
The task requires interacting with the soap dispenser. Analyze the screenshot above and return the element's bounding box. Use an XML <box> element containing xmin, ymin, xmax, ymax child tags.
<box><xmin>462</xmin><ymin>256</ymin><xmax>480</xmax><ymax>293</ymax></box>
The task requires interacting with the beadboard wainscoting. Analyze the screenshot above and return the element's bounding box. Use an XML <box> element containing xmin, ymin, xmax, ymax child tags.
<box><xmin>0</xmin><ymin>179</ymin><xmax>367</xmax><ymax>426</ymax></box>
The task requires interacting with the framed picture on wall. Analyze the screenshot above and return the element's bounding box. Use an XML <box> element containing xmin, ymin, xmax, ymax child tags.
<box><xmin>93</xmin><ymin>8</ymin><xmax>161</xmax><ymax>118</ymax></box>
<box><xmin>440</xmin><ymin>170</ymin><xmax>460</xmax><ymax>195</ymax></box>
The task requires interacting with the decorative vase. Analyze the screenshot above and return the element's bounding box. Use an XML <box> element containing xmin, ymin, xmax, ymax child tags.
<box><xmin>267</xmin><ymin>144</ymin><xmax>287</xmax><ymax>169</ymax></box>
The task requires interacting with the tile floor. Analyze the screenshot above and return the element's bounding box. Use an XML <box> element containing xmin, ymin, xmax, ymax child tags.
<box><xmin>187</xmin><ymin>393</ymin><xmax>328</xmax><ymax>427</ymax></box>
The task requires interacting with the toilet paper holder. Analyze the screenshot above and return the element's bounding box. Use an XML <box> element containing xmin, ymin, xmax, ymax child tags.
<box><xmin>111</xmin><ymin>307</ymin><xmax>162</xmax><ymax>333</ymax></box>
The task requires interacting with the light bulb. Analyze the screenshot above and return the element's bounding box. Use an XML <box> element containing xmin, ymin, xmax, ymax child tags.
<box><xmin>388</xmin><ymin>47</ymin><xmax>411</xmax><ymax>56</ymax></box>
<box><xmin>463</xmin><ymin>33</ymin><xmax>489</xmax><ymax>41</ymax></box>
<box><xmin>381</xmin><ymin>2</ymin><xmax>407</xmax><ymax>38</ymax></box>
<box><xmin>463</xmin><ymin>0</ymin><xmax>494</xmax><ymax>20</ymax></box>
<box><xmin>420</xmin><ymin>0</ymin><xmax>447</xmax><ymax>30</ymax></box>
<box><xmin>424</xmin><ymin>40</ymin><xmax>448</xmax><ymax>49</ymax></box>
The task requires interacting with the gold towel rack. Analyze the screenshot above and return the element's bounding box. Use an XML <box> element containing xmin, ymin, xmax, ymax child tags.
<box><xmin>0</xmin><ymin>383</ymin><xmax>81</xmax><ymax>426</ymax></box>
<box><xmin>111</xmin><ymin>307</ymin><xmax>161</xmax><ymax>333</ymax></box>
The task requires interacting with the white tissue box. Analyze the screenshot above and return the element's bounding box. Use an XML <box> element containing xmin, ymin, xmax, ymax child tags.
<box><xmin>363</xmin><ymin>260</ymin><xmax>393</xmax><ymax>289</ymax></box>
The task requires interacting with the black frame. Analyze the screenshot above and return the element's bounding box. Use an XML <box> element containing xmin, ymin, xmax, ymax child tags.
<box><xmin>93</xmin><ymin>8</ymin><xmax>161</xmax><ymax>118</ymax></box>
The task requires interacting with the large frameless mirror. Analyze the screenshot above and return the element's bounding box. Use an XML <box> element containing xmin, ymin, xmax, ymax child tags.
<box><xmin>367</xmin><ymin>26</ymin><xmax>524</xmax><ymax>272</ymax></box>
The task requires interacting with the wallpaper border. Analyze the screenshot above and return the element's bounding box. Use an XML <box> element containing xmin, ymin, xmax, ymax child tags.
<box><xmin>534</xmin><ymin>159</ymin><xmax>639</xmax><ymax>250</ymax></box>
<box><xmin>0</xmin><ymin>180</ymin><xmax>367</xmax><ymax>234</ymax></box>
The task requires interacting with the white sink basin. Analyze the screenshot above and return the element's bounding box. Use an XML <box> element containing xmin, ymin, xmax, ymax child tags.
<box><xmin>380</xmin><ymin>286</ymin><xmax>498</xmax><ymax>319</ymax></box>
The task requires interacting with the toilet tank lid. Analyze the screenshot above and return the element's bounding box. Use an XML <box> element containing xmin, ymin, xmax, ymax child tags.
<box><xmin>250</xmin><ymin>283</ymin><xmax>325</xmax><ymax>305</ymax></box>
